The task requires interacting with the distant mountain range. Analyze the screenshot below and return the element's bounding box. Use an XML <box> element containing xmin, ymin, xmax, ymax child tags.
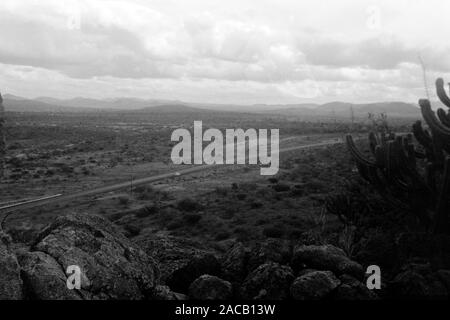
<box><xmin>1</xmin><ymin>93</ymin><xmax>423</xmax><ymax>119</ymax></box>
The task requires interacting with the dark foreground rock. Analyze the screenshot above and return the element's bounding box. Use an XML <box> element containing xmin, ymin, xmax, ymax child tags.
<box><xmin>334</xmin><ymin>274</ymin><xmax>378</xmax><ymax>300</ymax></box>
<box><xmin>153</xmin><ymin>285</ymin><xmax>188</xmax><ymax>300</ymax></box>
<box><xmin>290</xmin><ymin>270</ymin><xmax>340</xmax><ymax>300</ymax></box>
<box><xmin>189</xmin><ymin>275</ymin><xmax>233</xmax><ymax>300</ymax></box>
<box><xmin>166</xmin><ymin>253</ymin><xmax>221</xmax><ymax>293</ymax></box>
<box><xmin>221</xmin><ymin>242</ymin><xmax>249</xmax><ymax>283</ymax></box>
<box><xmin>389</xmin><ymin>263</ymin><xmax>448</xmax><ymax>298</ymax></box>
<box><xmin>135</xmin><ymin>233</ymin><xmax>214</xmax><ymax>283</ymax></box>
<box><xmin>0</xmin><ymin>231</ymin><xmax>23</xmax><ymax>299</ymax></box>
<box><xmin>292</xmin><ymin>244</ymin><xmax>363</xmax><ymax>279</ymax></box>
<box><xmin>240</xmin><ymin>262</ymin><xmax>294</xmax><ymax>300</ymax></box>
<box><xmin>24</xmin><ymin>213</ymin><xmax>159</xmax><ymax>300</ymax></box>
<box><xmin>247</xmin><ymin>239</ymin><xmax>293</xmax><ymax>272</ymax></box>
<box><xmin>18</xmin><ymin>251</ymin><xmax>81</xmax><ymax>300</ymax></box>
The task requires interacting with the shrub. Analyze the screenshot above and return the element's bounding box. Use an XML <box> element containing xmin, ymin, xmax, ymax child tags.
<box><xmin>236</xmin><ymin>193</ymin><xmax>247</xmax><ymax>200</ymax></box>
<box><xmin>123</xmin><ymin>224</ymin><xmax>141</xmax><ymax>238</ymax></box>
<box><xmin>135</xmin><ymin>205</ymin><xmax>158</xmax><ymax>218</ymax></box>
<box><xmin>262</xmin><ymin>226</ymin><xmax>284</xmax><ymax>238</ymax></box>
<box><xmin>118</xmin><ymin>196</ymin><xmax>130</xmax><ymax>206</ymax></box>
<box><xmin>272</xmin><ymin>183</ymin><xmax>290</xmax><ymax>192</ymax></box>
<box><xmin>183</xmin><ymin>213</ymin><xmax>202</xmax><ymax>224</ymax></box>
<box><xmin>177</xmin><ymin>198</ymin><xmax>202</xmax><ymax>212</ymax></box>
<box><xmin>215</xmin><ymin>231</ymin><xmax>231</xmax><ymax>241</ymax></box>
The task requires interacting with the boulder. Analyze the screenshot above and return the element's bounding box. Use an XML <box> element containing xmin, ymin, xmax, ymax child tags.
<box><xmin>153</xmin><ymin>285</ymin><xmax>188</xmax><ymax>300</ymax></box>
<box><xmin>29</xmin><ymin>213</ymin><xmax>159</xmax><ymax>300</ymax></box>
<box><xmin>135</xmin><ymin>233</ymin><xmax>213</xmax><ymax>283</ymax></box>
<box><xmin>18</xmin><ymin>251</ymin><xmax>81</xmax><ymax>300</ymax></box>
<box><xmin>221</xmin><ymin>242</ymin><xmax>249</xmax><ymax>283</ymax></box>
<box><xmin>247</xmin><ymin>239</ymin><xmax>293</xmax><ymax>272</ymax></box>
<box><xmin>240</xmin><ymin>262</ymin><xmax>294</xmax><ymax>300</ymax></box>
<box><xmin>334</xmin><ymin>274</ymin><xmax>378</xmax><ymax>300</ymax></box>
<box><xmin>0</xmin><ymin>231</ymin><xmax>23</xmax><ymax>299</ymax></box>
<box><xmin>290</xmin><ymin>270</ymin><xmax>340</xmax><ymax>300</ymax></box>
<box><xmin>291</xmin><ymin>244</ymin><xmax>363</xmax><ymax>279</ymax></box>
<box><xmin>189</xmin><ymin>275</ymin><xmax>233</xmax><ymax>300</ymax></box>
<box><xmin>165</xmin><ymin>253</ymin><xmax>221</xmax><ymax>293</ymax></box>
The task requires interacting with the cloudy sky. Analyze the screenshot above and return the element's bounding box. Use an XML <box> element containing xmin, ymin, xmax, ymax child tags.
<box><xmin>0</xmin><ymin>0</ymin><xmax>449</xmax><ymax>104</ymax></box>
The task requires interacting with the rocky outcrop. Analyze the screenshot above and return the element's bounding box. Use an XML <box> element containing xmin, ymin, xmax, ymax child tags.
<box><xmin>153</xmin><ymin>285</ymin><xmax>188</xmax><ymax>300</ymax></box>
<box><xmin>189</xmin><ymin>275</ymin><xmax>233</xmax><ymax>300</ymax></box>
<box><xmin>247</xmin><ymin>239</ymin><xmax>292</xmax><ymax>272</ymax></box>
<box><xmin>0</xmin><ymin>231</ymin><xmax>23</xmax><ymax>299</ymax></box>
<box><xmin>290</xmin><ymin>270</ymin><xmax>340</xmax><ymax>300</ymax></box>
<box><xmin>18</xmin><ymin>251</ymin><xmax>81</xmax><ymax>300</ymax></box>
<box><xmin>135</xmin><ymin>233</ymin><xmax>214</xmax><ymax>283</ymax></box>
<box><xmin>166</xmin><ymin>254</ymin><xmax>221</xmax><ymax>294</ymax></box>
<box><xmin>23</xmin><ymin>213</ymin><xmax>159</xmax><ymax>300</ymax></box>
<box><xmin>240</xmin><ymin>262</ymin><xmax>294</xmax><ymax>300</ymax></box>
<box><xmin>291</xmin><ymin>244</ymin><xmax>363</xmax><ymax>279</ymax></box>
<box><xmin>334</xmin><ymin>274</ymin><xmax>378</xmax><ymax>300</ymax></box>
<box><xmin>221</xmin><ymin>242</ymin><xmax>249</xmax><ymax>283</ymax></box>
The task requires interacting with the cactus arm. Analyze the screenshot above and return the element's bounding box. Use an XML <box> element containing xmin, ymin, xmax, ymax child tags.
<box><xmin>368</xmin><ymin>132</ymin><xmax>379</xmax><ymax>156</ymax></box>
<box><xmin>419</xmin><ymin>99</ymin><xmax>450</xmax><ymax>138</ymax></box>
<box><xmin>434</xmin><ymin>157</ymin><xmax>450</xmax><ymax>234</ymax></box>
<box><xmin>412</xmin><ymin>120</ymin><xmax>433</xmax><ymax>153</ymax></box>
<box><xmin>437</xmin><ymin>108</ymin><xmax>450</xmax><ymax>127</ymax></box>
<box><xmin>436</xmin><ymin>78</ymin><xmax>450</xmax><ymax>108</ymax></box>
<box><xmin>345</xmin><ymin>134</ymin><xmax>377</xmax><ymax>167</ymax></box>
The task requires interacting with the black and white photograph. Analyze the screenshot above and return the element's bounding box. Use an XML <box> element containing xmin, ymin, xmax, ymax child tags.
<box><xmin>0</xmin><ymin>0</ymin><xmax>450</xmax><ymax>312</ymax></box>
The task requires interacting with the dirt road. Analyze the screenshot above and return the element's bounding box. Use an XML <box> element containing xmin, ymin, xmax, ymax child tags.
<box><xmin>0</xmin><ymin>137</ymin><xmax>343</xmax><ymax>215</ymax></box>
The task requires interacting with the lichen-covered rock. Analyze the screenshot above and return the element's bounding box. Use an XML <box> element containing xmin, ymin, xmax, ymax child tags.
<box><xmin>18</xmin><ymin>251</ymin><xmax>81</xmax><ymax>300</ymax></box>
<box><xmin>221</xmin><ymin>242</ymin><xmax>249</xmax><ymax>283</ymax></box>
<box><xmin>135</xmin><ymin>233</ymin><xmax>213</xmax><ymax>283</ymax></box>
<box><xmin>291</xmin><ymin>244</ymin><xmax>363</xmax><ymax>279</ymax></box>
<box><xmin>334</xmin><ymin>274</ymin><xmax>378</xmax><ymax>300</ymax></box>
<box><xmin>290</xmin><ymin>270</ymin><xmax>340</xmax><ymax>300</ymax></box>
<box><xmin>29</xmin><ymin>213</ymin><xmax>159</xmax><ymax>300</ymax></box>
<box><xmin>0</xmin><ymin>231</ymin><xmax>23</xmax><ymax>300</ymax></box>
<box><xmin>153</xmin><ymin>285</ymin><xmax>188</xmax><ymax>300</ymax></box>
<box><xmin>189</xmin><ymin>275</ymin><xmax>233</xmax><ymax>300</ymax></box>
<box><xmin>247</xmin><ymin>239</ymin><xmax>292</xmax><ymax>272</ymax></box>
<box><xmin>240</xmin><ymin>262</ymin><xmax>294</xmax><ymax>300</ymax></box>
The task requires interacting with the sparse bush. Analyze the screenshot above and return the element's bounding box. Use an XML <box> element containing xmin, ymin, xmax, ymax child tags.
<box><xmin>268</xmin><ymin>177</ymin><xmax>278</xmax><ymax>184</ymax></box>
<box><xmin>272</xmin><ymin>183</ymin><xmax>290</xmax><ymax>192</ymax></box>
<box><xmin>177</xmin><ymin>198</ymin><xmax>202</xmax><ymax>212</ymax></box>
<box><xmin>167</xmin><ymin>219</ymin><xmax>184</xmax><ymax>230</ymax></box>
<box><xmin>183</xmin><ymin>213</ymin><xmax>202</xmax><ymax>224</ymax></box>
<box><xmin>215</xmin><ymin>231</ymin><xmax>231</xmax><ymax>241</ymax></box>
<box><xmin>215</xmin><ymin>187</ymin><xmax>228</xmax><ymax>196</ymax></box>
<box><xmin>118</xmin><ymin>196</ymin><xmax>130</xmax><ymax>206</ymax></box>
<box><xmin>236</xmin><ymin>193</ymin><xmax>246</xmax><ymax>200</ymax></box>
<box><xmin>135</xmin><ymin>205</ymin><xmax>158</xmax><ymax>218</ymax></box>
<box><xmin>123</xmin><ymin>224</ymin><xmax>141</xmax><ymax>238</ymax></box>
<box><xmin>262</xmin><ymin>226</ymin><xmax>284</xmax><ymax>238</ymax></box>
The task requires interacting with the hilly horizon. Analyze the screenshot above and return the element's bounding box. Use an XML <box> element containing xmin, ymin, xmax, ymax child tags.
<box><xmin>1</xmin><ymin>92</ymin><xmax>423</xmax><ymax>120</ymax></box>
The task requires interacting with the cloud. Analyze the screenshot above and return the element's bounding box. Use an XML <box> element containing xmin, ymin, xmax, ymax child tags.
<box><xmin>0</xmin><ymin>0</ymin><xmax>450</xmax><ymax>103</ymax></box>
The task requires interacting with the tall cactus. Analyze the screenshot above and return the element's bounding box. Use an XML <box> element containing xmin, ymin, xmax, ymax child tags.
<box><xmin>0</xmin><ymin>92</ymin><xmax>5</xmax><ymax>178</ymax></box>
<box><xmin>346</xmin><ymin>78</ymin><xmax>450</xmax><ymax>234</ymax></box>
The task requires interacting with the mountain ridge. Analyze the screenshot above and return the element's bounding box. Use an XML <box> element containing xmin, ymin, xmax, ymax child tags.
<box><xmin>1</xmin><ymin>93</ymin><xmax>422</xmax><ymax>119</ymax></box>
